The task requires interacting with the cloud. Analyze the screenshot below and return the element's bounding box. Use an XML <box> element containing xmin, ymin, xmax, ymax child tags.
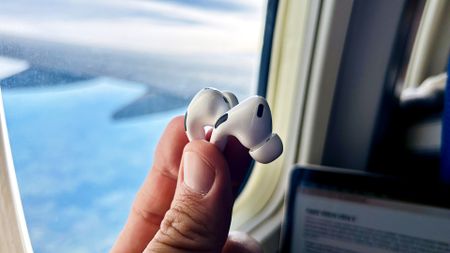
<box><xmin>0</xmin><ymin>0</ymin><xmax>265</xmax><ymax>56</ymax></box>
<box><xmin>155</xmin><ymin>0</ymin><xmax>260</xmax><ymax>12</ymax></box>
<box><xmin>6</xmin><ymin>79</ymin><xmax>185</xmax><ymax>253</ymax></box>
<box><xmin>0</xmin><ymin>56</ymin><xmax>29</xmax><ymax>79</ymax></box>
<box><xmin>26</xmin><ymin>190</ymin><xmax>135</xmax><ymax>253</ymax></box>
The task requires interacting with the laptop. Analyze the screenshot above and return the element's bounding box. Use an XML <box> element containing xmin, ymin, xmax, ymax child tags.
<box><xmin>280</xmin><ymin>165</ymin><xmax>450</xmax><ymax>253</ymax></box>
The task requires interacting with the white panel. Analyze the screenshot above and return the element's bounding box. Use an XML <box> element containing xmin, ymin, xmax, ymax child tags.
<box><xmin>0</xmin><ymin>87</ymin><xmax>33</xmax><ymax>252</ymax></box>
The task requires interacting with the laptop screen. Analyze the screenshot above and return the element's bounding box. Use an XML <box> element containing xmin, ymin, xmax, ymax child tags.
<box><xmin>284</xmin><ymin>166</ymin><xmax>450</xmax><ymax>253</ymax></box>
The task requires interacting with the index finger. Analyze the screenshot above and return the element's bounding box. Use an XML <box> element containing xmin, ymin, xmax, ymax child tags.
<box><xmin>205</xmin><ymin>130</ymin><xmax>253</xmax><ymax>198</ymax></box>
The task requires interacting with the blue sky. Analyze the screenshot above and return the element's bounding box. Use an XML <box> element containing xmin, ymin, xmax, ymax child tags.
<box><xmin>3</xmin><ymin>78</ymin><xmax>184</xmax><ymax>252</ymax></box>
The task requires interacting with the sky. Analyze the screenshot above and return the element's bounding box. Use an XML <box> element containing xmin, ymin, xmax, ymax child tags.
<box><xmin>0</xmin><ymin>0</ymin><xmax>265</xmax><ymax>56</ymax></box>
<box><xmin>4</xmin><ymin>78</ymin><xmax>183</xmax><ymax>252</ymax></box>
<box><xmin>0</xmin><ymin>0</ymin><xmax>265</xmax><ymax>97</ymax></box>
<box><xmin>0</xmin><ymin>0</ymin><xmax>265</xmax><ymax>252</ymax></box>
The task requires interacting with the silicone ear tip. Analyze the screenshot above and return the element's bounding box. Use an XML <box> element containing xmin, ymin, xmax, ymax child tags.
<box><xmin>249</xmin><ymin>134</ymin><xmax>283</xmax><ymax>164</ymax></box>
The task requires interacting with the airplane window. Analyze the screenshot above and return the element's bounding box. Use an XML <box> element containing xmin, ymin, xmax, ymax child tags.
<box><xmin>0</xmin><ymin>0</ymin><xmax>265</xmax><ymax>252</ymax></box>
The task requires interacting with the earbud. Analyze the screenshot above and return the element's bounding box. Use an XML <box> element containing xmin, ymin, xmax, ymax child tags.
<box><xmin>210</xmin><ymin>96</ymin><xmax>283</xmax><ymax>164</ymax></box>
<box><xmin>184</xmin><ymin>87</ymin><xmax>238</xmax><ymax>141</ymax></box>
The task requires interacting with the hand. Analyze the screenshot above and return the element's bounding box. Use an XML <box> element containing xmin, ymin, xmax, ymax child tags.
<box><xmin>111</xmin><ymin>116</ymin><xmax>263</xmax><ymax>253</ymax></box>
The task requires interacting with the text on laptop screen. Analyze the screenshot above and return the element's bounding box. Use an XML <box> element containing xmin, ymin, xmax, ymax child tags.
<box><xmin>292</xmin><ymin>184</ymin><xmax>450</xmax><ymax>253</ymax></box>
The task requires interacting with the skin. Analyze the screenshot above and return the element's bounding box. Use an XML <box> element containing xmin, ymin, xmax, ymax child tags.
<box><xmin>111</xmin><ymin>116</ymin><xmax>262</xmax><ymax>253</ymax></box>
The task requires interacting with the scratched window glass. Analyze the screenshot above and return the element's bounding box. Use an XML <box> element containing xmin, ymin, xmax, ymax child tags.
<box><xmin>0</xmin><ymin>0</ymin><xmax>264</xmax><ymax>252</ymax></box>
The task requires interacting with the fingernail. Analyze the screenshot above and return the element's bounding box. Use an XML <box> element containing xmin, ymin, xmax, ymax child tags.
<box><xmin>183</xmin><ymin>152</ymin><xmax>215</xmax><ymax>194</ymax></box>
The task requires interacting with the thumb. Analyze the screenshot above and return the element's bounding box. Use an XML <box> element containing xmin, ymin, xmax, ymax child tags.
<box><xmin>145</xmin><ymin>140</ymin><xmax>233</xmax><ymax>253</ymax></box>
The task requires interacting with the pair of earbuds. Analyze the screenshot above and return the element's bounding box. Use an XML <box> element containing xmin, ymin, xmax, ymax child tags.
<box><xmin>184</xmin><ymin>87</ymin><xmax>283</xmax><ymax>164</ymax></box>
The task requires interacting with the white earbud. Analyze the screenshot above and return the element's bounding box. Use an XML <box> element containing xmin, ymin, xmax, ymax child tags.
<box><xmin>210</xmin><ymin>96</ymin><xmax>283</xmax><ymax>164</ymax></box>
<box><xmin>185</xmin><ymin>87</ymin><xmax>238</xmax><ymax>141</ymax></box>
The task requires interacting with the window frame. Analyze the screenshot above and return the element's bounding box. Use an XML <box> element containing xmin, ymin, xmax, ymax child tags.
<box><xmin>231</xmin><ymin>0</ymin><xmax>355</xmax><ymax>244</ymax></box>
<box><xmin>0</xmin><ymin>87</ymin><xmax>33</xmax><ymax>253</ymax></box>
<box><xmin>404</xmin><ymin>0</ymin><xmax>450</xmax><ymax>89</ymax></box>
<box><xmin>232</xmin><ymin>0</ymin><xmax>425</xmax><ymax>250</ymax></box>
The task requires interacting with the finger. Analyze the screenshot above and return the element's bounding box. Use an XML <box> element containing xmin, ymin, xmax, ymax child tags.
<box><xmin>146</xmin><ymin>140</ymin><xmax>233</xmax><ymax>252</ymax></box>
<box><xmin>111</xmin><ymin>116</ymin><xmax>188</xmax><ymax>253</ymax></box>
<box><xmin>206</xmin><ymin>130</ymin><xmax>253</xmax><ymax>197</ymax></box>
<box><xmin>224</xmin><ymin>136</ymin><xmax>253</xmax><ymax>198</ymax></box>
<box><xmin>222</xmin><ymin>231</ymin><xmax>263</xmax><ymax>253</ymax></box>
